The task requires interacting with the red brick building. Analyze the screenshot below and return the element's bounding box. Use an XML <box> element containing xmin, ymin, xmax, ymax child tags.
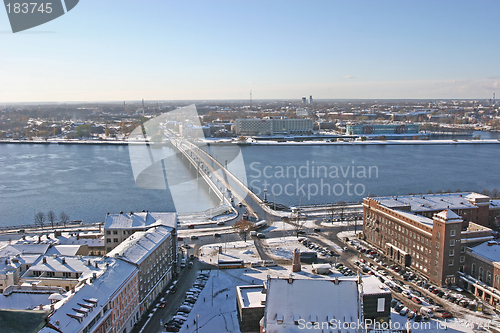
<box><xmin>363</xmin><ymin>193</ymin><xmax>494</xmax><ymax>287</ymax></box>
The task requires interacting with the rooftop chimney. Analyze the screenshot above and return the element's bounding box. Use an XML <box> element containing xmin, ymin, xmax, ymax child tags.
<box><xmin>292</xmin><ymin>248</ymin><xmax>301</xmax><ymax>272</ymax></box>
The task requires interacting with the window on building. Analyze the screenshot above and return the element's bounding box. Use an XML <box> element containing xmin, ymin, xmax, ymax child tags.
<box><xmin>487</xmin><ymin>271</ymin><xmax>492</xmax><ymax>286</ymax></box>
<box><xmin>114</xmin><ymin>238</ymin><xmax>118</xmax><ymax>243</ymax></box>
<box><xmin>472</xmin><ymin>263</ymin><xmax>476</xmax><ymax>277</ymax></box>
<box><xmin>450</xmin><ymin>230</ymin><xmax>455</xmax><ymax>237</ymax></box>
<box><xmin>479</xmin><ymin>267</ymin><xmax>484</xmax><ymax>281</ymax></box>
<box><xmin>437</xmin><ymin>232</ymin><xmax>440</xmax><ymax>239</ymax></box>
<box><xmin>449</xmin><ymin>249</ymin><xmax>454</xmax><ymax>256</ymax></box>
<box><xmin>461</xmin><ymin>246</ymin><xmax>465</xmax><ymax>253</ymax></box>
<box><xmin>460</xmin><ymin>256</ymin><xmax>465</xmax><ymax>263</ymax></box>
<box><xmin>107</xmin><ymin>238</ymin><xmax>111</xmax><ymax>243</ymax></box>
<box><xmin>495</xmin><ymin>275</ymin><xmax>499</xmax><ymax>289</ymax></box>
<box><xmin>113</xmin><ymin>230</ymin><xmax>118</xmax><ymax>235</ymax></box>
<box><xmin>450</xmin><ymin>239</ymin><xmax>455</xmax><ymax>246</ymax></box>
<box><xmin>436</xmin><ymin>251</ymin><xmax>439</xmax><ymax>258</ymax></box>
<box><xmin>448</xmin><ymin>259</ymin><xmax>454</xmax><ymax>266</ymax></box>
<box><xmin>106</xmin><ymin>231</ymin><xmax>111</xmax><ymax>235</ymax></box>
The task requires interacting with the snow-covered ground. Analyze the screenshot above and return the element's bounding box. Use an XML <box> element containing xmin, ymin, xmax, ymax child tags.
<box><xmin>199</xmin><ymin>241</ymin><xmax>261</xmax><ymax>264</ymax></box>
<box><xmin>266</xmin><ymin>236</ymin><xmax>311</xmax><ymax>260</ymax></box>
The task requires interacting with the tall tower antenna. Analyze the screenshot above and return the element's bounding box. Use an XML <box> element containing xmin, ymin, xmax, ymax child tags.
<box><xmin>142</xmin><ymin>99</ymin><xmax>145</xmax><ymax>116</ymax></box>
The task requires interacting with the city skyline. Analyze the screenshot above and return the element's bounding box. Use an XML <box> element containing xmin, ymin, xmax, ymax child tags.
<box><xmin>1</xmin><ymin>0</ymin><xmax>499</xmax><ymax>103</ymax></box>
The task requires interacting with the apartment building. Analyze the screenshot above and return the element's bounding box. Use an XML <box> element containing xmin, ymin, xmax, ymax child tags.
<box><xmin>40</xmin><ymin>257</ymin><xmax>139</xmax><ymax>333</ymax></box>
<box><xmin>22</xmin><ymin>255</ymin><xmax>109</xmax><ymax>292</ymax></box>
<box><xmin>363</xmin><ymin>193</ymin><xmax>494</xmax><ymax>286</ymax></box>
<box><xmin>104</xmin><ymin>211</ymin><xmax>176</xmax><ymax>252</ymax></box>
<box><xmin>107</xmin><ymin>225</ymin><xmax>176</xmax><ymax>317</ymax></box>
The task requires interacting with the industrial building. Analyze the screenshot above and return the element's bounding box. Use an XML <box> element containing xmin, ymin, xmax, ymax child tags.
<box><xmin>233</xmin><ymin>118</ymin><xmax>313</xmax><ymax>136</ymax></box>
<box><xmin>345</xmin><ymin>123</ymin><xmax>419</xmax><ymax>136</ymax></box>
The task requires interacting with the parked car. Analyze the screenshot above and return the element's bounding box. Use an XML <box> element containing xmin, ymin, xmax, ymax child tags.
<box><xmin>399</xmin><ymin>306</ymin><xmax>409</xmax><ymax>316</ymax></box>
<box><xmin>402</xmin><ymin>290</ymin><xmax>412</xmax><ymax>299</ymax></box>
<box><xmin>412</xmin><ymin>296</ymin><xmax>422</xmax><ymax>304</ymax></box>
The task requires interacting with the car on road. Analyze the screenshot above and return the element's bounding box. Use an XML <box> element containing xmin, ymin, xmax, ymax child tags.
<box><xmin>391</xmin><ymin>299</ymin><xmax>399</xmax><ymax>308</ymax></box>
<box><xmin>190</xmin><ymin>235</ymin><xmax>199</xmax><ymax>240</ymax></box>
<box><xmin>435</xmin><ymin>311</ymin><xmax>453</xmax><ymax>319</ymax></box>
<box><xmin>313</xmin><ymin>228</ymin><xmax>321</xmax><ymax>232</ymax></box>
<box><xmin>256</xmin><ymin>233</ymin><xmax>266</xmax><ymax>238</ymax></box>
<box><xmin>165</xmin><ymin>325</ymin><xmax>180</xmax><ymax>332</ymax></box>
<box><xmin>213</xmin><ymin>233</ymin><xmax>221</xmax><ymax>238</ymax></box>
<box><xmin>217</xmin><ymin>221</ymin><xmax>225</xmax><ymax>225</ymax></box>
<box><xmin>402</xmin><ymin>290</ymin><xmax>412</xmax><ymax>299</ymax></box>
<box><xmin>297</xmin><ymin>230</ymin><xmax>306</xmax><ymax>235</ymax></box>
<box><xmin>412</xmin><ymin>296</ymin><xmax>422</xmax><ymax>304</ymax></box>
<box><xmin>391</xmin><ymin>285</ymin><xmax>403</xmax><ymax>293</ymax></box>
<box><xmin>399</xmin><ymin>306</ymin><xmax>409</xmax><ymax>316</ymax></box>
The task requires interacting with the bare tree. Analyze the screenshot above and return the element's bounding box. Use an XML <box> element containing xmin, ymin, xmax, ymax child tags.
<box><xmin>291</xmin><ymin>211</ymin><xmax>307</xmax><ymax>237</ymax></box>
<box><xmin>47</xmin><ymin>210</ymin><xmax>56</xmax><ymax>229</ymax></box>
<box><xmin>232</xmin><ymin>220</ymin><xmax>255</xmax><ymax>242</ymax></box>
<box><xmin>59</xmin><ymin>212</ymin><xmax>70</xmax><ymax>227</ymax></box>
<box><xmin>34</xmin><ymin>212</ymin><xmax>45</xmax><ymax>229</ymax></box>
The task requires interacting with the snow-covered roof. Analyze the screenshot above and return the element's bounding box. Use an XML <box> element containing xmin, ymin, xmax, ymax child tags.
<box><xmin>104</xmin><ymin>212</ymin><xmax>176</xmax><ymax>230</ymax></box>
<box><xmin>375</xmin><ymin>192</ymin><xmax>481</xmax><ymax>212</ymax></box>
<box><xmin>264</xmin><ymin>277</ymin><xmax>360</xmax><ymax>333</ymax></box>
<box><xmin>55</xmin><ymin>234</ymin><xmax>104</xmax><ymax>247</ymax></box>
<box><xmin>0</xmin><ymin>292</ymin><xmax>53</xmax><ymax>310</ymax></box>
<box><xmin>25</xmin><ymin>255</ymin><xmax>107</xmax><ymax>280</ymax></box>
<box><xmin>0</xmin><ymin>244</ymin><xmax>50</xmax><ymax>256</ymax></box>
<box><xmin>362</xmin><ymin>275</ymin><xmax>391</xmax><ymax>296</ymax></box>
<box><xmin>107</xmin><ymin>226</ymin><xmax>172</xmax><ymax>265</ymax></box>
<box><xmin>41</xmin><ymin>258</ymin><xmax>137</xmax><ymax>333</ymax></box>
<box><xmin>45</xmin><ymin>245</ymin><xmax>85</xmax><ymax>257</ymax></box>
<box><xmin>392</xmin><ymin>209</ymin><xmax>433</xmax><ymax>227</ymax></box>
<box><xmin>436</xmin><ymin>209</ymin><xmax>462</xmax><ymax>222</ymax></box>
<box><xmin>469</xmin><ymin>241</ymin><xmax>500</xmax><ymax>263</ymax></box>
<box><xmin>237</xmin><ymin>285</ymin><xmax>265</xmax><ymax>308</ymax></box>
<box><xmin>0</xmin><ymin>254</ymin><xmax>41</xmax><ymax>276</ymax></box>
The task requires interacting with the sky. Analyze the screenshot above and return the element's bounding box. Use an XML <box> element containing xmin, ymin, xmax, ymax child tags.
<box><xmin>0</xmin><ymin>0</ymin><xmax>499</xmax><ymax>103</ymax></box>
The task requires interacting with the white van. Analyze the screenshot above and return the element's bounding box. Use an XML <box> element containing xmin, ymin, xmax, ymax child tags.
<box><xmin>419</xmin><ymin>306</ymin><xmax>434</xmax><ymax>318</ymax></box>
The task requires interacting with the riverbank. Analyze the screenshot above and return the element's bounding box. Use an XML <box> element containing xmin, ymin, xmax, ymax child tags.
<box><xmin>205</xmin><ymin>138</ymin><xmax>500</xmax><ymax>146</ymax></box>
<box><xmin>2</xmin><ymin>137</ymin><xmax>500</xmax><ymax>146</ymax></box>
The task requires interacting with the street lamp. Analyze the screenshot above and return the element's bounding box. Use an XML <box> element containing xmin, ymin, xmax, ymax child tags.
<box><xmin>196</xmin><ymin>314</ymin><xmax>200</xmax><ymax>333</ymax></box>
